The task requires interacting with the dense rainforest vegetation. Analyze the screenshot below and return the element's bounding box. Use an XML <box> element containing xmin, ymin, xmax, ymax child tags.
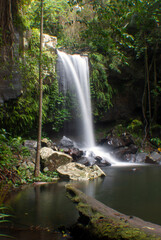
<box><xmin>0</xmin><ymin>0</ymin><xmax>161</xmax><ymax>185</ymax></box>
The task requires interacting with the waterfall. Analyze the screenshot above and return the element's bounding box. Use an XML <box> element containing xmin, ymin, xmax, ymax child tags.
<box><xmin>57</xmin><ymin>50</ymin><xmax>131</xmax><ymax>166</ymax></box>
<box><xmin>57</xmin><ymin>50</ymin><xmax>95</xmax><ymax>147</ymax></box>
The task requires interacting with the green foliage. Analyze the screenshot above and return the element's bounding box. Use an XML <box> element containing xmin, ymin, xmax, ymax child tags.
<box><xmin>0</xmin><ymin>129</ymin><xmax>19</xmax><ymax>170</ymax></box>
<box><xmin>0</xmin><ymin>206</ymin><xmax>11</xmax><ymax>238</ymax></box>
<box><xmin>0</xmin><ymin>205</ymin><xmax>10</xmax><ymax>238</ymax></box>
<box><xmin>0</xmin><ymin>129</ymin><xmax>30</xmax><ymax>184</ymax></box>
<box><xmin>81</xmin><ymin>0</ymin><xmax>134</xmax><ymax>67</ymax></box>
<box><xmin>0</xmin><ymin>27</ymin><xmax>71</xmax><ymax>136</ymax></box>
<box><xmin>25</xmin><ymin>0</ymin><xmax>70</xmax><ymax>37</ymax></box>
<box><xmin>1</xmin><ymin>0</ymin><xmax>161</xmax><ymax>139</ymax></box>
<box><xmin>130</xmin><ymin>0</ymin><xmax>161</xmax><ymax>58</ymax></box>
<box><xmin>89</xmin><ymin>53</ymin><xmax>113</xmax><ymax>120</ymax></box>
<box><xmin>45</xmin><ymin>82</ymin><xmax>72</xmax><ymax>132</ymax></box>
<box><xmin>17</xmin><ymin>168</ymin><xmax>59</xmax><ymax>185</ymax></box>
<box><xmin>150</xmin><ymin>137</ymin><xmax>161</xmax><ymax>147</ymax></box>
<box><xmin>0</xmin><ymin>206</ymin><xmax>10</xmax><ymax>224</ymax></box>
<box><xmin>112</xmin><ymin>124</ymin><xmax>125</xmax><ymax>137</ymax></box>
<box><xmin>127</xmin><ymin>119</ymin><xmax>143</xmax><ymax>134</ymax></box>
<box><xmin>0</xmin><ymin>129</ymin><xmax>58</xmax><ymax>186</ymax></box>
<box><xmin>33</xmin><ymin>171</ymin><xmax>59</xmax><ymax>182</ymax></box>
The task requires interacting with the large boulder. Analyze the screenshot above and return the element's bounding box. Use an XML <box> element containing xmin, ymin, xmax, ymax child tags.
<box><xmin>40</xmin><ymin>147</ymin><xmax>54</xmax><ymax>160</ymax></box>
<box><xmin>40</xmin><ymin>147</ymin><xmax>72</xmax><ymax>172</ymax></box>
<box><xmin>150</xmin><ymin>151</ymin><xmax>161</xmax><ymax>163</ymax></box>
<box><xmin>59</xmin><ymin>136</ymin><xmax>76</xmax><ymax>148</ymax></box>
<box><xmin>57</xmin><ymin>162</ymin><xmax>106</xmax><ymax>180</ymax></box>
<box><xmin>135</xmin><ymin>152</ymin><xmax>159</xmax><ymax>164</ymax></box>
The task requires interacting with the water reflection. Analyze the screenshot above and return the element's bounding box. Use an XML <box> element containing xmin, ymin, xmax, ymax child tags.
<box><xmin>7</xmin><ymin>182</ymin><xmax>79</xmax><ymax>229</ymax></box>
<box><xmin>6</xmin><ymin>165</ymin><xmax>161</xmax><ymax>229</ymax></box>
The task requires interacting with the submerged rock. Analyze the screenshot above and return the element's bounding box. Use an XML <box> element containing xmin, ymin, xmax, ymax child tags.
<box><xmin>57</xmin><ymin>162</ymin><xmax>106</xmax><ymax>180</ymax></box>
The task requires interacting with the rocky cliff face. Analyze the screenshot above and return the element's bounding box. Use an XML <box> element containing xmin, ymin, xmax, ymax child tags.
<box><xmin>99</xmin><ymin>58</ymin><xmax>145</xmax><ymax>123</ymax></box>
<box><xmin>0</xmin><ymin>31</ymin><xmax>22</xmax><ymax>104</ymax></box>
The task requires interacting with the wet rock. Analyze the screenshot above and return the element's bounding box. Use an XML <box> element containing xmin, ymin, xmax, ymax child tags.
<box><xmin>99</xmin><ymin>131</ymin><xmax>138</xmax><ymax>162</ymax></box>
<box><xmin>62</xmin><ymin>147</ymin><xmax>70</xmax><ymax>154</ymax></box>
<box><xmin>57</xmin><ymin>163</ymin><xmax>106</xmax><ymax>180</ymax></box>
<box><xmin>40</xmin><ymin>147</ymin><xmax>72</xmax><ymax>171</ymax></box>
<box><xmin>135</xmin><ymin>152</ymin><xmax>148</xmax><ymax>163</ymax></box>
<box><xmin>100</xmin><ymin>132</ymin><xmax>134</xmax><ymax>150</ymax></box>
<box><xmin>144</xmin><ymin>157</ymin><xmax>159</xmax><ymax>164</ymax></box>
<box><xmin>23</xmin><ymin>140</ymin><xmax>37</xmax><ymax>149</ymax></box>
<box><xmin>95</xmin><ymin>156</ymin><xmax>111</xmax><ymax>166</ymax></box>
<box><xmin>77</xmin><ymin>157</ymin><xmax>91</xmax><ymax>166</ymax></box>
<box><xmin>123</xmin><ymin>153</ymin><xmax>136</xmax><ymax>162</ymax></box>
<box><xmin>77</xmin><ymin>156</ymin><xmax>97</xmax><ymax>166</ymax></box>
<box><xmin>135</xmin><ymin>152</ymin><xmax>155</xmax><ymax>164</ymax></box>
<box><xmin>41</xmin><ymin>138</ymin><xmax>49</xmax><ymax>147</ymax></box>
<box><xmin>59</xmin><ymin>136</ymin><xmax>76</xmax><ymax>148</ymax></box>
<box><xmin>113</xmin><ymin>144</ymin><xmax>138</xmax><ymax>160</ymax></box>
<box><xmin>59</xmin><ymin>147</ymin><xmax>84</xmax><ymax>160</ymax></box>
<box><xmin>70</xmin><ymin>148</ymin><xmax>84</xmax><ymax>160</ymax></box>
<box><xmin>150</xmin><ymin>151</ymin><xmax>161</xmax><ymax>163</ymax></box>
<box><xmin>100</xmin><ymin>136</ymin><xmax>124</xmax><ymax>149</ymax></box>
<box><xmin>41</xmin><ymin>138</ymin><xmax>56</xmax><ymax>148</ymax></box>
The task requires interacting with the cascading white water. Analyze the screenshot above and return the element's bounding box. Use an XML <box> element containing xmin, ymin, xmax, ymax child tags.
<box><xmin>57</xmin><ymin>50</ymin><xmax>132</xmax><ymax>166</ymax></box>
<box><xmin>57</xmin><ymin>50</ymin><xmax>95</xmax><ymax>147</ymax></box>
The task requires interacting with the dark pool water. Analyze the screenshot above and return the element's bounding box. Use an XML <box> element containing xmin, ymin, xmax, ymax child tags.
<box><xmin>3</xmin><ymin>165</ymin><xmax>161</xmax><ymax>239</ymax></box>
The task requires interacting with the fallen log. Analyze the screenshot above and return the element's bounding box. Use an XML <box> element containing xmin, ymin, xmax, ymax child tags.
<box><xmin>66</xmin><ymin>184</ymin><xmax>161</xmax><ymax>240</ymax></box>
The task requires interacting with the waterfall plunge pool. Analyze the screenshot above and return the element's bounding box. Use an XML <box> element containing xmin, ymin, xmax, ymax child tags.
<box><xmin>4</xmin><ymin>164</ymin><xmax>161</xmax><ymax>239</ymax></box>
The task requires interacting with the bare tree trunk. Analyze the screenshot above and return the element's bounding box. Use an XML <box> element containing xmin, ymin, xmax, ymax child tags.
<box><xmin>35</xmin><ymin>0</ymin><xmax>43</xmax><ymax>177</ymax></box>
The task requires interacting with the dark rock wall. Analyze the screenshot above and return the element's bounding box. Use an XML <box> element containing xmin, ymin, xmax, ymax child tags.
<box><xmin>101</xmin><ymin>58</ymin><xmax>145</xmax><ymax>123</ymax></box>
<box><xmin>0</xmin><ymin>31</ymin><xmax>22</xmax><ymax>104</ymax></box>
